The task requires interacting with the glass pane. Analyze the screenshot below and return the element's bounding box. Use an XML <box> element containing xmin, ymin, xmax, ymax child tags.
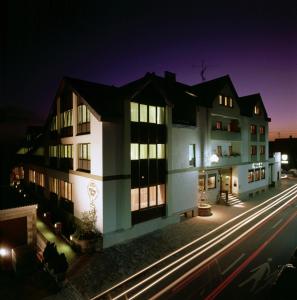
<box><xmin>157</xmin><ymin>184</ymin><xmax>165</xmax><ymax>204</ymax></box>
<box><xmin>157</xmin><ymin>107</ymin><xmax>164</xmax><ymax>124</ymax></box>
<box><xmin>149</xmin><ymin>144</ymin><xmax>156</xmax><ymax>159</ymax></box>
<box><xmin>140</xmin><ymin>144</ymin><xmax>147</xmax><ymax>159</ymax></box>
<box><xmin>87</xmin><ymin>144</ymin><xmax>90</xmax><ymax>159</ymax></box>
<box><xmin>140</xmin><ymin>104</ymin><xmax>147</xmax><ymax>122</ymax></box>
<box><xmin>157</xmin><ymin>144</ymin><xmax>165</xmax><ymax>159</ymax></box>
<box><xmin>130</xmin><ymin>102</ymin><xmax>139</xmax><ymax>122</ymax></box>
<box><xmin>149</xmin><ymin>186</ymin><xmax>157</xmax><ymax>206</ymax></box>
<box><xmin>149</xmin><ymin>106</ymin><xmax>156</xmax><ymax>123</ymax></box>
<box><xmin>140</xmin><ymin>187</ymin><xmax>148</xmax><ymax>208</ymax></box>
<box><xmin>130</xmin><ymin>143</ymin><xmax>139</xmax><ymax>160</ymax></box>
<box><xmin>208</xmin><ymin>175</ymin><xmax>216</xmax><ymax>189</ymax></box>
<box><xmin>131</xmin><ymin>189</ymin><xmax>139</xmax><ymax>211</ymax></box>
<box><xmin>189</xmin><ymin>144</ymin><xmax>195</xmax><ymax>166</ymax></box>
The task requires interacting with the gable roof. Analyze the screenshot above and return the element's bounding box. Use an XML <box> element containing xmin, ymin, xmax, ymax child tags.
<box><xmin>191</xmin><ymin>75</ymin><xmax>238</xmax><ymax>107</ymax></box>
<box><xmin>238</xmin><ymin>93</ymin><xmax>270</xmax><ymax>121</ymax></box>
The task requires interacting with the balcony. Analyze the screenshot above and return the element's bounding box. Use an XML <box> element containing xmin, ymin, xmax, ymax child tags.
<box><xmin>250</xmin><ymin>134</ymin><xmax>257</xmax><ymax>142</ymax></box>
<box><xmin>259</xmin><ymin>134</ymin><xmax>265</xmax><ymax>142</ymax></box>
<box><xmin>251</xmin><ymin>155</ymin><xmax>257</xmax><ymax>162</ymax></box>
<box><xmin>211</xmin><ymin>129</ymin><xmax>241</xmax><ymax>141</ymax></box>
<box><xmin>211</xmin><ymin>154</ymin><xmax>241</xmax><ymax>166</ymax></box>
<box><xmin>61</xmin><ymin>126</ymin><xmax>73</xmax><ymax>137</ymax></box>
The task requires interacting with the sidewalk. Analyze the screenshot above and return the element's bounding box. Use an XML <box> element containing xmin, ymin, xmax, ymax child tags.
<box><xmin>54</xmin><ymin>178</ymin><xmax>297</xmax><ymax>299</ymax></box>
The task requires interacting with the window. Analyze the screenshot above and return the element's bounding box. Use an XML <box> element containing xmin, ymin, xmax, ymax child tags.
<box><xmin>208</xmin><ymin>174</ymin><xmax>216</xmax><ymax>189</ymax></box>
<box><xmin>217</xmin><ymin>146</ymin><xmax>222</xmax><ymax>157</ymax></box>
<box><xmin>219</xmin><ymin>95</ymin><xmax>233</xmax><ymax>107</ymax></box>
<box><xmin>131</xmin><ymin>184</ymin><xmax>165</xmax><ymax>211</ymax></box>
<box><xmin>140</xmin><ymin>104</ymin><xmax>147</xmax><ymax>122</ymax></box>
<box><xmin>131</xmin><ymin>102</ymin><xmax>165</xmax><ymax>124</ymax></box>
<box><xmin>131</xmin><ymin>143</ymin><xmax>139</xmax><ymax>160</ymax></box>
<box><xmin>149</xmin><ymin>106</ymin><xmax>156</xmax><ymax>123</ymax></box>
<box><xmin>49</xmin><ymin>145</ymin><xmax>58</xmax><ymax>157</ymax></box>
<box><xmin>140</xmin><ymin>144</ymin><xmax>148</xmax><ymax>159</ymax></box>
<box><xmin>49</xmin><ymin>177</ymin><xmax>59</xmax><ymax>194</ymax></box>
<box><xmin>251</xmin><ymin>145</ymin><xmax>257</xmax><ymax>155</ymax></box>
<box><xmin>78</xmin><ymin>143</ymin><xmax>91</xmax><ymax>171</ymax></box>
<box><xmin>189</xmin><ymin>144</ymin><xmax>196</xmax><ymax>167</ymax></box>
<box><xmin>254</xmin><ymin>105</ymin><xmax>261</xmax><ymax>115</ymax></box>
<box><xmin>61</xmin><ymin>109</ymin><xmax>73</xmax><ymax>128</ymax></box>
<box><xmin>78</xmin><ymin>104</ymin><xmax>90</xmax><ymax>124</ymax></box>
<box><xmin>29</xmin><ymin>169</ymin><xmax>36</xmax><ymax>183</ymax></box>
<box><xmin>259</xmin><ymin>126</ymin><xmax>265</xmax><ymax>135</ymax></box>
<box><xmin>149</xmin><ymin>144</ymin><xmax>156</xmax><ymax>159</ymax></box>
<box><xmin>60</xmin><ymin>144</ymin><xmax>73</xmax><ymax>158</ymax></box>
<box><xmin>130</xmin><ymin>102</ymin><xmax>139</xmax><ymax>122</ymax></box>
<box><xmin>36</xmin><ymin>172</ymin><xmax>45</xmax><ymax>187</ymax></box>
<box><xmin>77</xmin><ymin>104</ymin><xmax>90</xmax><ymax>134</ymax></box>
<box><xmin>157</xmin><ymin>144</ymin><xmax>165</xmax><ymax>159</ymax></box>
<box><xmin>60</xmin><ymin>180</ymin><xmax>72</xmax><ymax>201</ymax></box>
<box><xmin>250</xmin><ymin>124</ymin><xmax>257</xmax><ymax>134</ymax></box>
<box><xmin>157</xmin><ymin>107</ymin><xmax>165</xmax><ymax>124</ymax></box>
<box><xmin>248</xmin><ymin>170</ymin><xmax>254</xmax><ymax>183</ymax></box>
<box><xmin>260</xmin><ymin>145</ymin><xmax>265</xmax><ymax>155</ymax></box>
<box><xmin>255</xmin><ymin>169</ymin><xmax>260</xmax><ymax>181</ymax></box>
<box><xmin>216</xmin><ymin>121</ymin><xmax>222</xmax><ymax>130</ymax></box>
<box><xmin>51</xmin><ymin>115</ymin><xmax>57</xmax><ymax>131</ymax></box>
<box><xmin>228</xmin><ymin>146</ymin><xmax>233</xmax><ymax>156</ymax></box>
<box><xmin>261</xmin><ymin>168</ymin><xmax>265</xmax><ymax>179</ymax></box>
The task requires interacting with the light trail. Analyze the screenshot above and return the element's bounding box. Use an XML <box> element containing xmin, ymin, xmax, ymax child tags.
<box><xmin>90</xmin><ymin>184</ymin><xmax>297</xmax><ymax>300</ymax></box>
<box><xmin>113</xmin><ymin>186</ymin><xmax>297</xmax><ymax>300</ymax></box>
<box><xmin>130</xmin><ymin>192</ymin><xmax>297</xmax><ymax>300</ymax></box>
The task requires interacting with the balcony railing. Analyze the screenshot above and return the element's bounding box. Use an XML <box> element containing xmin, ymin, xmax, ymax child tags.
<box><xmin>211</xmin><ymin>154</ymin><xmax>241</xmax><ymax>166</ymax></box>
<box><xmin>250</xmin><ymin>134</ymin><xmax>257</xmax><ymax>142</ymax></box>
<box><xmin>78</xmin><ymin>159</ymin><xmax>91</xmax><ymax>172</ymax></box>
<box><xmin>211</xmin><ymin>128</ymin><xmax>241</xmax><ymax>141</ymax></box>
<box><xmin>77</xmin><ymin>122</ymin><xmax>90</xmax><ymax>135</ymax></box>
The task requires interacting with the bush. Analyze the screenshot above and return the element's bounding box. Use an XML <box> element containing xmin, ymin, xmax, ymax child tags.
<box><xmin>43</xmin><ymin>242</ymin><xmax>68</xmax><ymax>274</ymax></box>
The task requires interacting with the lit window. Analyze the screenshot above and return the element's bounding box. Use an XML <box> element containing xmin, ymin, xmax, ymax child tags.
<box><xmin>208</xmin><ymin>174</ymin><xmax>216</xmax><ymax>189</ymax></box>
<box><xmin>259</xmin><ymin>126</ymin><xmax>265</xmax><ymax>135</ymax></box>
<box><xmin>251</xmin><ymin>145</ymin><xmax>257</xmax><ymax>155</ymax></box>
<box><xmin>140</xmin><ymin>104</ymin><xmax>147</xmax><ymax>122</ymax></box>
<box><xmin>61</xmin><ymin>109</ymin><xmax>73</xmax><ymax>128</ymax></box>
<box><xmin>224</xmin><ymin>97</ymin><xmax>228</xmax><ymax>106</ymax></box>
<box><xmin>157</xmin><ymin>184</ymin><xmax>165</xmax><ymax>204</ymax></box>
<box><xmin>149</xmin><ymin>144</ymin><xmax>156</xmax><ymax>159</ymax></box>
<box><xmin>149</xmin><ymin>106</ymin><xmax>156</xmax><ymax>123</ymax></box>
<box><xmin>78</xmin><ymin>143</ymin><xmax>91</xmax><ymax>171</ymax></box>
<box><xmin>60</xmin><ymin>144</ymin><xmax>73</xmax><ymax>158</ymax></box>
<box><xmin>130</xmin><ymin>102</ymin><xmax>139</xmax><ymax>122</ymax></box>
<box><xmin>248</xmin><ymin>170</ymin><xmax>254</xmax><ymax>183</ymax></box>
<box><xmin>60</xmin><ymin>180</ymin><xmax>72</xmax><ymax>200</ymax></box>
<box><xmin>229</xmin><ymin>98</ymin><xmax>233</xmax><ymax>107</ymax></box>
<box><xmin>78</xmin><ymin>105</ymin><xmax>90</xmax><ymax>124</ymax></box>
<box><xmin>254</xmin><ymin>105</ymin><xmax>260</xmax><ymax>115</ymax></box>
<box><xmin>29</xmin><ymin>169</ymin><xmax>36</xmax><ymax>183</ymax></box>
<box><xmin>219</xmin><ymin>95</ymin><xmax>223</xmax><ymax>105</ymax></box>
<box><xmin>49</xmin><ymin>145</ymin><xmax>58</xmax><ymax>157</ymax></box>
<box><xmin>250</xmin><ymin>125</ymin><xmax>257</xmax><ymax>134</ymax></box>
<box><xmin>216</xmin><ymin>121</ymin><xmax>222</xmax><ymax>130</ymax></box>
<box><xmin>157</xmin><ymin>107</ymin><xmax>165</xmax><ymax>124</ymax></box>
<box><xmin>255</xmin><ymin>169</ymin><xmax>260</xmax><ymax>181</ymax></box>
<box><xmin>157</xmin><ymin>144</ymin><xmax>165</xmax><ymax>159</ymax></box>
<box><xmin>140</xmin><ymin>144</ymin><xmax>147</xmax><ymax>159</ymax></box>
<box><xmin>140</xmin><ymin>187</ymin><xmax>148</xmax><ymax>208</ymax></box>
<box><xmin>131</xmin><ymin>143</ymin><xmax>139</xmax><ymax>160</ymax></box>
<box><xmin>149</xmin><ymin>186</ymin><xmax>157</xmax><ymax>206</ymax></box>
<box><xmin>189</xmin><ymin>144</ymin><xmax>196</xmax><ymax>167</ymax></box>
<box><xmin>49</xmin><ymin>177</ymin><xmax>59</xmax><ymax>194</ymax></box>
<box><xmin>131</xmin><ymin>189</ymin><xmax>139</xmax><ymax>211</ymax></box>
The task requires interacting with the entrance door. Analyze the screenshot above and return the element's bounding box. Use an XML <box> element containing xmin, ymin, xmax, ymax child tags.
<box><xmin>220</xmin><ymin>168</ymin><xmax>232</xmax><ymax>193</ymax></box>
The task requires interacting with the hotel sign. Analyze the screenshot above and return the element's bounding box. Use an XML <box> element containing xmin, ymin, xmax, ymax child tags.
<box><xmin>252</xmin><ymin>162</ymin><xmax>263</xmax><ymax>169</ymax></box>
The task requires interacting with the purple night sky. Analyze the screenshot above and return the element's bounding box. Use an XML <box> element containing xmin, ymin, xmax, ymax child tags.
<box><xmin>2</xmin><ymin>0</ymin><xmax>297</xmax><ymax>137</ymax></box>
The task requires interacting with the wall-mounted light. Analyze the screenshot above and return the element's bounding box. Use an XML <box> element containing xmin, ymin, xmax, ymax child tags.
<box><xmin>0</xmin><ymin>248</ymin><xmax>9</xmax><ymax>257</ymax></box>
<box><xmin>210</xmin><ymin>154</ymin><xmax>219</xmax><ymax>163</ymax></box>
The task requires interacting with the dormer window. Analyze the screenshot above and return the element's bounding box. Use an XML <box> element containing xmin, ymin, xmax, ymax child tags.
<box><xmin>254</xmin><ymin>105</ymin><xmax>261</xmax><ymax>115</ymax></box>
<box><xmin>219</xmin><ymin>95</ymin><xmax>233</xmax><ymax>108</ymax></box>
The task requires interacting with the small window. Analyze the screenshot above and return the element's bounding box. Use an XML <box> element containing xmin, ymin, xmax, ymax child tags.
<box><xmin>157</xmin><ymin>107</ymin><xmax>165</xmax><ymax>124</ymax></box>
<box><xmin>254</xmin><ymin>105</ymin><xmax>261</xmax><ymax>115</ymax></box>
<box><xmin>216</xmin><ymin>121</ymin><xmax>222</xmax><ymax>130</ymax></box>
<box><xmin>217</xmin><ymin>146</ymin><xmax>222</xmax><ymax>157</ymax></box>
<box><xmin>149</xmin><ymin>106</ymin><xmax>156</xmax><ymax>123</ymax></box>
<box><xmin>250</xmin><ymin>125</ymin><xmax>257</xmax><ymax>134</ymax></box>
<box><xmin>149</xmin><ymin>186</ymin><xmax>157</xmax><ymax>206</ymax></box>
<box><xmin>219</xmin><ymin>95</ymin><xmax>223</xmax><ymax>105</ymax></box>
<box><xmin>251</xmin><ymin>145</ymin><xmax>257</xmax><ymax>155</ymax></box>
<box><xmin>157</xmin><ymin>144</ymin><xmax>165</xmax><ymax>159</ymax></box>
<box><xmin>255</xmin><ymin>169</ymin><xmax>260</xmax><ymax>181</ymax></box>
<box><xmin>248</xmin><ymin>170</ymin><xmax>254</xmax><ymax>183</ymax></box>
<box><xmin>131</xmin><ymin>143</ymin><xmax>139</xmax><ymax>160</ymax></box>
<box><xmin>208</xmin><ymin>174</ymin><xmax>216</xmax><ymax>189</ymax></box>
<box><xmin>131</xmin><ymin>188</ymin><xmax>139</xmax><ymax>211</ymax></box>
<box><xmin>130</xmin><ymin>102</ymin><xmax>139</xmax><ymax>122</ymax></box>
<box><xmin>140</xmin><ymin>187</ymin><xmax>148</xmax><ymax>208</ymax></box>
<box><xmin>157</xmin><ymin>184</ymin><xmax>165</xmax><ymax>204</ymax></box>
<box><xmin>229</xmin><ymin>98</ymin><xmax>233</xmax><ymax>107</ymax></box>
<box><xmin>189</xmin><ymin>144</ymin><xmax>196</xmax><ymax>167</ymax></box>
<box><xmin>140</xmin><ymin>104</ymin><xmax>147</xmax><ymax>122</ymax></box>
<box><xmin>149</xmin><ymin>144</ymin><xmax>156</xmax><ymax>159</ymax></box>
<box><xmin>140</xmin><ymin>144</ymin><xmax>147</xmax><ymax>159</ymax></box>
<box><xmin>259</xmin><ymin>126</ymin><xmax>265</xmax><ymax>135</ymax></box>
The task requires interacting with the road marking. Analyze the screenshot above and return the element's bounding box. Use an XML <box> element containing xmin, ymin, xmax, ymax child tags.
<box><xmin>272</xmin><ymin>218</ymin><xmax>283</xmax><ymax>229</ymax></box>
<box><xmin>221</xmin><ymin>253</ymin><xmax>246</xmax><ymax>275</ymax></box>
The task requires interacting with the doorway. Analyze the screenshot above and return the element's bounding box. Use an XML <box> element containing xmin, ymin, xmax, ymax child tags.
<box><xmin>220</xmin><ymin>168</ymin><xmax>232</xmax><ymax>193</ymax></box>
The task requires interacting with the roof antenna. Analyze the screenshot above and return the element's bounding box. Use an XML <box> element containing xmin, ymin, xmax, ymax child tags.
<box><xmin>200</xmin><ymin>60</ymin><xmax>207</xmax><ymax>82</ymax></box>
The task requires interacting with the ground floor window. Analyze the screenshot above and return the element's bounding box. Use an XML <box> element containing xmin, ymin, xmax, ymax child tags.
<box><xmin>248</xmin><ymin>169</ymin><xmax>254</xmax><ymax>183</ymax></box>
<box><xmin>131</xmin><ymin>184</ymin><xmax>165</xmax><ymax>211</ymax></box>
<box><xmin>261</xmin><ymin>167</ymin><xmax>265</xmax><ymax>179</ymax></box>
<box><xmin>248</xmin><ymin>167</ymin><xmax>266</xmax><ymax>183</ymax></box>
<box><xmin>207</xmin><ymin>174</ymin><xmax>216</xmax><ymax>189</ymax></box>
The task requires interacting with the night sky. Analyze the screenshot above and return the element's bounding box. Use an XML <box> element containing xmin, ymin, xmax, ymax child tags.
<box><xmin>2</xmin><ymin>0</ymin><xmax>297</xmax><ymax>136</ymax></box>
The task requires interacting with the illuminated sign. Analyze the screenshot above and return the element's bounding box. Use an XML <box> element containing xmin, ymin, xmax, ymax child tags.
<box><xmin>252</xmin><ymin>162</ymin><xmax>263</xmax><ymax>168</ymax></box>
<box><xmin>281</xmin><ymin>154</ymin><xmax>289</xmax><ymax>164</ymax></box>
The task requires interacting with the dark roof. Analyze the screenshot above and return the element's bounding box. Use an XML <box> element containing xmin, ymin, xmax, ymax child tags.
<box><xmin>238</xmin><ymin>93</ymin><xmax>270</xmax><ymax>121</ymax></box>
<box><xmin>65</xmin><ymin>77</ymin><xmax>122</xmax><ymax>121</ymax></box>
<box><xmin>191</xmin><ymin>75</ymin><xmax>238</xmax><ymax>107</ymax></box>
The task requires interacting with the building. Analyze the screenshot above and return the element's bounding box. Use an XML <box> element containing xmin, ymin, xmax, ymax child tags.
<box><xmin>14</xmin><ymin>72</ymin><xmax>280</xmax><ymax>248</ymax></box>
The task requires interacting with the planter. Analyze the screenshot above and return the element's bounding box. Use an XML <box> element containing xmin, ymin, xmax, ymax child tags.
<box><xmin>71</xmin><ymin>235</ymin><xmax>102</xmax><ymax>253</ymax></box>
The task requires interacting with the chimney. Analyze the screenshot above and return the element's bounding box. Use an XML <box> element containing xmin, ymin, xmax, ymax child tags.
<box><xmin>164</xmin><ymin>71</ymin><xmax>176</xmax><ymax>82</ymax></box>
